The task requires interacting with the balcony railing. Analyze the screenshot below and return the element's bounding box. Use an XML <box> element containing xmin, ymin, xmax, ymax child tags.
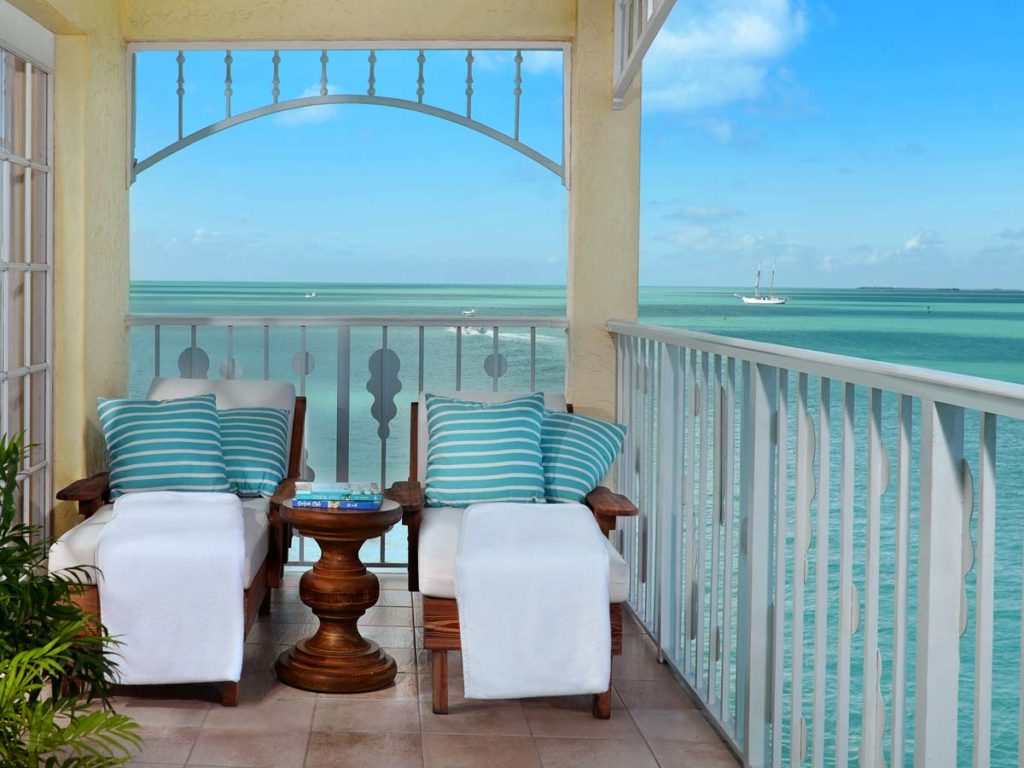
<box><xmin>609</xmin><ymin>320</ymin><xmax>1024</xmax><ymax>768</ymax></box>
<box><xmin>128</xmin><ymin>314</ymin><xmax>568</xmax><ymax>566</ymax></box>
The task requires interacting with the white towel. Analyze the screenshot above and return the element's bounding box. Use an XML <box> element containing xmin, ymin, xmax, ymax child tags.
<box><xmin>455</xmin><ymin>502</ymin><xmax>610</xmax><ymax>699</ymax></box>
<box><xmin>96</xmin><ymin>492</ymin><xmax>245</xmax><ymax>685</ymax></box>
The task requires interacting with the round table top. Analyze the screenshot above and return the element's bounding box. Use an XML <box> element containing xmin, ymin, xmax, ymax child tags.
<box><xmin>280</xmin><ymin>497</ymin><xmax>402</xmax><ymax>539</ymax></box>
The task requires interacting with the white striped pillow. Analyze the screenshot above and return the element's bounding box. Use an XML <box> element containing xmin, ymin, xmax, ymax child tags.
<box><xmin>541</xmin><ymin>411</ymin><xmax>627</xmax><ymax>503</ymax></box>
<box><xmin>220</xmin><ymin>407</ymin><xmax>291</xmax><ymax>497</ymax></box>
<box><xmin>97</xmin><ymin>394</ymin><xmax>230</xmax><ymax>499</ymax></box>
<box><xmin>424</xmin><ymin>393</ymin><xmax>546</xmax><ymax>507</ymax></box>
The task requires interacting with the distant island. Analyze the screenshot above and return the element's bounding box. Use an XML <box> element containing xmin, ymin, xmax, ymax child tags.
<box><xmin>856</xmin><ymin>286</ymin><xmax>1023</xmax><ymax>292</ymax></box>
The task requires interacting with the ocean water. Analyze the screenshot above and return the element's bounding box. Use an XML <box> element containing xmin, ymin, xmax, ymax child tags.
<box><xmin>129</xmin><ymin>282</ymin><xmax>1024</xmax><ymax>764</ymax></box>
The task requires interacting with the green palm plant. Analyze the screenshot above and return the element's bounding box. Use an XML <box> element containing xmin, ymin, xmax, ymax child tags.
<box><xmin>0</xmin><ymin>435</ymin><xmax>140</xmax><ymax>767</ymax></box>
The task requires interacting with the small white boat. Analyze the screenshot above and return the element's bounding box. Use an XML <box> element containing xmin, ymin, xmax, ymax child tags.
<box><xmin>461</xmin><ymin>308</ymin><xmax>477</xmax><ymax>318</ymax></box>
<box><xmin>304</xmin><ymin>291</ymin><xmax>317</xmax><ymax>299</ymax></box>
<box><xmin>736</xmin><ymin>265</ymin><xmax>788</xmax><ymax>305</ymax></box>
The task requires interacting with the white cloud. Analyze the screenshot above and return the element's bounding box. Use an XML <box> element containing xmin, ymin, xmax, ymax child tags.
<box><xmin>644</xmin><ymin>0</ymin><xmax>808</xmax><ymax>113</ymax></box>
<box><xmin>821</xmin><ymin>230</ymin><xmax>946</xmax><ymax>271</ymax></box>
<box><xmin>273</xmin><ymin>84</ymin><xmax>344</xmax><ymax>126</ymax></box>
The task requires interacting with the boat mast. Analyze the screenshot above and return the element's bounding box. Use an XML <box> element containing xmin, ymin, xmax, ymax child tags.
<box><xmin>754</xmin><ymin>266</ymin><xmax>762</xmax><ymax>299</ymax></box>
<box><xmin>769</xmin><ymin>263</ymin><xmax>776</xmax><ymax>297</ymax></box>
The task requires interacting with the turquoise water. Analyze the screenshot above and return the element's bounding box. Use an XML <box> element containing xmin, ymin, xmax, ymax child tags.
<box><xmin>129</xmin><ymin>282</ymin><xmax>1024</xmax><ymax>765</ymax></box>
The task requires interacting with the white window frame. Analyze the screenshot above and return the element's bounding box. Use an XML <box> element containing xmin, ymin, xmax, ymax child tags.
<box><xmin>1</xmin><ymin>0</ymin><xmax>55</xmax><ymax>536</ymax></box>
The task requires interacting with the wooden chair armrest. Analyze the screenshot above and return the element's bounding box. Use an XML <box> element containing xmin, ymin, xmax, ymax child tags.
<box><xmin>386</xmin><ymin>480</ymin><xmax>424</xmax><ymax>520</ymax></box>
<box><xmin>270</xmin><ymin>478</ymin><xmax>296</xmax><ymax>506</ymax></box>
<box><xmin>55</xmin><ymin>473</ymin><xmax>110</xmax><ymax>519</ymax></box>
<box><xmin>585</xmin><ymin>486</ymin><xmax>638</xmax><ymax>537</ymax></box>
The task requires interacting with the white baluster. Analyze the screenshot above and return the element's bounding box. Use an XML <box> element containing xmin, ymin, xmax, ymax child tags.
<box><xmin>861</xmin><ymin>388</ymin><xmax>885</xmax><ymax>768</ymax></box>
<box><xmin>914</xmin><ymin>400</ymin><xmax>965</xmax><ymax>768</ymax></box>
<box><xmin>271</xmin><ymin>50</ymin><xmax>280</xmax><ymax>104</ymax></box>
<box><xmin>320</xmin><ymin>50</ymin><xmax>329</xmax><ymax>96</ymax></box>
<box><xmin>708</xmin><ymin>354</ymin><xmax>723</xmax><ymax>709</ymax></box>
<box><xmin>791</xmin><ymin>373</ymin><xmax>812</xmax><ymax>767</ymax></box>
<box><xmin>722</xmin><ymin>357</ymin><xmax>737</xmax><ymax>726</ymax></box>
<box><xmin>738</xmin><ymin>361</ymin><xmax>776</xmax><ymax>765</ymax></box>
<box><xmin>513</xmin><ymin>50</ymin><xmax>523</xmax><ymax>140</ymax></box>
<box><xmin>696</xmin><ymin>351</ymin><xmax>710</xmax><ymax>694</ymax></box>
<box><xmin>973</xmin><ymin>413</ymin><xmax>995</xmax><ymax>768</ymax></box>
<box><xmin>836</xmin><ymin>382</ymin><xmax>856</xmax><ymax>768</ymax></box>
<box><xmin>892</xmin><ymin>395</ymin><xmax>913</xmax><ymax>768</ymax></box>
<box><xmin>771</xmin><ymin>369</ymin><xmax>788</xmax><ymax>768</ymax></box>
<box><xmin>812</xmin><ymin>378</ymin><xmax>832</xmax><ymax>768</ymax></box>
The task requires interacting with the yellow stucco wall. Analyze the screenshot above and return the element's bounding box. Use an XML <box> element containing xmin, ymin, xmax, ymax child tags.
<box><xmin>566</xmin><ymin>1</ymin><xmax>641</xmax><ymax>421</ymax></box>
<box><xmin>123</xmin><ymin>0</ymin><xmax>575</xmax><ymax>43</ymax></box>
<box><xmin>10</xmin><ymin>0</ymin><xmax>129</xmax><ymax>535</ymax></box>
<box><xmin>7</xmin><ymin>0</ymin><xmax>639</xmax><ymax>533</ymax></box>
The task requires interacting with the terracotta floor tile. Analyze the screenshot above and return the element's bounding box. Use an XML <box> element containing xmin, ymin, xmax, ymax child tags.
<box><xmin>129</xmin><ymin>725</ymin><xmax>200</xmax><ymax>765</ymax></box>
<box><xmin>646</xmin><ymin>739</ymin><xmax>740</xmax><ymax>767</ymax></box>
<box><xmin>614</xmin><ymin>679</ymin><xmax>696</xmax><ymax>710</ymax></box>
<box><xmin>386</xmin><ymin>647</ymin><xmax>417</xmax><ymax>674</ymax></box>
<box><xmin>123</xmin><ymin>763</ymin><xmax>184</xmax><ymax>768</ymax></box>
<box><xmin>535</xmin><ymin>737</ymin><xmax>659</xmax><ymax>768</ymax></box>
<box><xmin>377</xmin><ymin>572</ymin><xmax>409</xmax><ymax>590</ymax></box>
<box><xmin>419</xmin><ymin>700</ymin><xmax>531</xmax><ymax>737</ymax></box>
<box><xmin>202</xmin><ymin>693</ymin><xmax>316</xmax><ymax>731</ymax></box>
<box><xmin>362</xmin><ymin>626</ymin><xmax>415</xmax><ymax>649</ymax></box>
<box><xmin>630</xmin><ymin>709</ymin><xmax>722</xmax><ymax>744</ymax></box>
<box><xmin>259</xmin><ymin>601</ymin><xmax>315</xmax><ymax>624</ymax></box>
<box><xmin>523</xmin><ymin>701</ymin><xmax>641</xmax><ymax>740</ymax></box>
<box><xmin>116</xmin><ymin>699</ymin><xmax>211</xmax><ymax>728</ymax></box>
<box><xmin>187</xmin><ymin>728</ymin><xmax>308</xmax><ymax>767</ymax></box>
<box><xmin>379</xmin><ymin>589</ymin><xmax>413</xmax><ymax>607</ymax></box>
<box><xmin>422</xmin><ymin>733</ymin><xmax>541</xmax><ymax>768</ymax></box>
<box><xmin>245</xmin><ymin>622</ymin><xmax>316</xmax><ymax>646</ymax></box>
<box><xmin>314</xmin><ymin>672</ymin><xmax>419</xmax><ymax>702</ymax></box>
<box><xmin>360</xmin><ymin>605</ymin><xmax>415</xmax><ymax>627</ymax></box>
<box><xmin>312</xmin><ymin>698</ymin><xmax>421</xmax><ymax>734</ymax></box>
<box><xmin>304</xmin><ymin>731</ymin><xmax>423</xmax><ymax>768</ymax></box>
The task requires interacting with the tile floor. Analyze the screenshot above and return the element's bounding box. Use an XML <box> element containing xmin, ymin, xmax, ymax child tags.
<box><xmin>120</xmin><ymin>570</ymin><xmax>739</xmax><ymax>768</ymax></box>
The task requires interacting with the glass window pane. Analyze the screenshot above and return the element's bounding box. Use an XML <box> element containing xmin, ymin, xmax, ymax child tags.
<box><xmin>29</xmin><ymin>370</ymin><xmax>46</xmax><ymax>467</ymax></box>
<box><xmin>10</xmin><ymin>162</ymin><xmax>26</xmax><ymax>262</ymax></box>
<box><xmin>30</xmin><ymin>468</ymin><xmax>45</xmax><ymax>533</ymax></box>
<box><xmin>9</xmin><ymin>268</ymin><xmax>25</xmax><ymax>368</ymax></box>
<box><xmin>8</xmin><ymin>373</ymin><xmax>24</xmax><ymax>443</ymax></box>
<box><xmin>30</xmin><ymin>168</ymin><xmax>45</xmax><ymax>263</ymax></box>
<box><xmin>30</xmin><ymin>68</ymin><xmax>46</xmax><ymax>164</ymax></box>
<box><xmin>0</xmin><ymin>50</ymin><xmax>7</xmax><ymax>152</ymax></box>
<box><xmin>9</xmin><ymin>56</ymin><xmax>25</xmax><ymax>159</ymax></box>
<box><xmin>30</xmin><ymin>270</ymin><xmax>45</xmax><ymax>364</ymax></box>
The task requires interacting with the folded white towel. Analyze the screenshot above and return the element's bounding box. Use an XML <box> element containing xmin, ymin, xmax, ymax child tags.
<box><xmin>96</xmin><ymin>492</ymin><xmax>245</xmax><ymax>685</ymax></box>
<box><xmin>455</xmin><ymin>502</ymin><xmax>610</xmax><ymax>699</ymax></box>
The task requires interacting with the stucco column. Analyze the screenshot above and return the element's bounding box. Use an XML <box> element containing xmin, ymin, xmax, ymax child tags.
<box><xmin>566</xmin><ymin>0</ymin><xmax>641</xmax><ymax>421</ymax></box>
<box><xmin>17</xmin><ymin>0</ymin><xmax>130</xmax><ymax>535</ymax></box>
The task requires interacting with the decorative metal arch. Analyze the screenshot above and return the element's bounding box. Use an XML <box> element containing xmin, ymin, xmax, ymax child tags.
<box><xmin>130</xmin><ymin>45</ymin><xmax>568</xmax><ymax>184</ymax></box>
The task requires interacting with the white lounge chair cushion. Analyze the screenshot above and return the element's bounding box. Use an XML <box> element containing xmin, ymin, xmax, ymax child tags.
<box><xmin>48</xmin><ymin>497</ymin><xmax>271</xmax><ymax>589</ymax></box>
<box><xmin>417</xmin><ymin>506</ymin><xmax>629</xmax><ymax>603</ymax></box>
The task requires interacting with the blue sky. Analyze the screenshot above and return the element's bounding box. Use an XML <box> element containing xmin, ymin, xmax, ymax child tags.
<box><xmin>131</xmin><ymin>1</ymin><xmax>1024</xmax><ymax>288</ymax></box>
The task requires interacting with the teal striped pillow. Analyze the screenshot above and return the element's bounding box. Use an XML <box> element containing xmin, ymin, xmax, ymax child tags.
<box><xmin>541</xmin><ymin>411</ymin><xmax>627</xmax><ymax>503</ymax></box>
<box><xmin>220</xmin><ymin>407</ymin><xmax>291</xmax><ymax>497</ymax></box>
<box><xmin>425</xmin><ymin>393</ymin><xmax>546</xmax><ymax>507</ymax></box>
<box><xmin>97</xmin><ymin>394</ymin><xmax>230</xmax><ymax>499</ymax></box>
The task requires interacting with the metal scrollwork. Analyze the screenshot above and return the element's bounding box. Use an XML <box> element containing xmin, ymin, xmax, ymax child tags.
<box><xmin>178</xmin><ymin>345</ymin><xmax>210</xmax><ymax>378</ymax></box>
<box><xmin>291</xmin><ymin>351</ymin><xmax>315</xmax><ymax>377</ymax></box>
<box><xmin>367</xmin><ymin>348</ymin><xmax>402</xmax><ymax>440</ymax></box>
<box><xmin>483</xmin><ymin>353</ymin><xmax>508</xmax><ymax>380</ymax></box>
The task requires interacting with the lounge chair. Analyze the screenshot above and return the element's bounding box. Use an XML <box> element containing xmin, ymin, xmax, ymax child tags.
<box><xmin>386</xmin><ymin>391</ymin><xmax>638</xmax><ymax>719</ymax></box>
<box><xmin>51</xmin><ymin>378</ymin><xmax>305</xmax><ymax>706</ymax></box>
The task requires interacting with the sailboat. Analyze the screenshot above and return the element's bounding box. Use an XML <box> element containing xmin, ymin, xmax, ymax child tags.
<box><xmin>736</xmin><ymin>264</ymin><xmax>788</xmax><ymax>305</ymax></box>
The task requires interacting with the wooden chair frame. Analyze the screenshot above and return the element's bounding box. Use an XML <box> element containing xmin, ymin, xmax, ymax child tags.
<box><xmin>385</xmin><ymin>400</ymin><xmax>638</xmax><ymax>719</ymax></box>
<box><xmin>55</xmin><ymin>396</ymin><xmax>307</xmax><ymax>706</ymax></box>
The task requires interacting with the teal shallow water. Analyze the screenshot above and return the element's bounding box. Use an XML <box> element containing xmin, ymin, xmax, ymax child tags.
<box><xmin>129</xmin><ymin>282</ymin><xmax>1024</xmax><ymax>765</ymax></box>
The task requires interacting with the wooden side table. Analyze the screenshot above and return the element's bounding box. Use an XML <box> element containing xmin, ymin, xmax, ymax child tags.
<box><xmin>274</xmin><ymin>497</ymin><xmax>403</xmax><ymax>693</ymax></box>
